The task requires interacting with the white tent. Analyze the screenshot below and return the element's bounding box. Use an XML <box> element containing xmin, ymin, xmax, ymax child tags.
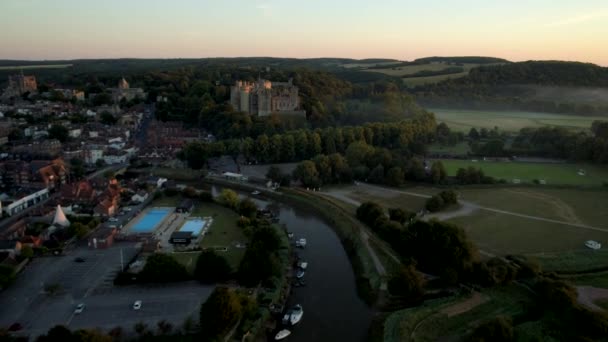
<box><xmin>52</xmin><ymin>205</ymin><xmax>70</xmax><ymax>227</ymax></box>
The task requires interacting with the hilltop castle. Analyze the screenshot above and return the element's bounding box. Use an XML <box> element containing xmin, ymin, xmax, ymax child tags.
<box><xmin>230</xmin><ymin>78</ymin><xmax>305</xmax><ymax>117</ymax></box>
<box><xmin>2</xmin><ymin>72</ymin><xmax>37</xmax><ymax>98</ymax></box>
<box><xmin>110</xmin><ymin>77</ymin><xmax>145</xmax><ymax>102</ymax></box>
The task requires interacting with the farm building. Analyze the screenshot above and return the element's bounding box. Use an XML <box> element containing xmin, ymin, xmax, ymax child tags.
<box><xmin>170</xmin><ymin>231</ymin><xmax>193</xmax><ymax>245</ymax></box>
<box><xmin>176</xmin><ymin>199</ymin><xmax>194</xmax><ymax>213</ymax></box>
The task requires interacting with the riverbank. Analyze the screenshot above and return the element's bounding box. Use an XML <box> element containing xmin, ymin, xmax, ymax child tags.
<box><xmin>205</xmin><ymin>178</ymin><xmax>385</xmax><ymax>305</ymax></box>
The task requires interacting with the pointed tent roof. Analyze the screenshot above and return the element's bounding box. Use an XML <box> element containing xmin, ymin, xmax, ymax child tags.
<box><xmin>52</xmin><ymin>205</ymin><xmax>70</xmax><ymax>227</ymax></box>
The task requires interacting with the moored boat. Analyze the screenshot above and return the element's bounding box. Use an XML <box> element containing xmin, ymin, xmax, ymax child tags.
<box><xmin>289</xmin><ymin>304</ymin><xmax>303</xmax><ymax>325</ymax></box>
<box><xmin>275</xmin><ymin>329</ymin><xmax>291</xmax><ymax>340</ymax></box>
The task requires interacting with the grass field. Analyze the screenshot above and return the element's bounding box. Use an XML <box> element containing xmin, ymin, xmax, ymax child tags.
<box><xmin>329</xmin><ymin>184</ymin><xmax>608</xmax><ymax>255</ymax></box>
<box><xmin>402</xmin><ymin>72</ymin><xmax>470</xmax><ymax>87</ymax></box>
<box><xmin>440</xmin><ymin>159</ymin><xmax>608</xmax><ymax>186</ymax></box>
<box><xmin>430</xmin><ymin>108</ymin><xmax>605</xmax><ymax>132</ymax></box>
<box><xmin>448</xmin><ymin>210</ymin><xmax>608</xmax><ymax>255</ymax></box>
<box><xmin>171</xmin><ymin>251</ymin><xmax>200</xmax><ymax>274</ymax></box>
<box><xmin>428</xmin><ymin>142</ymin><xmax>471</xmax><ymax>156</ymax></box>
<box><xmin>195</xmin><ymin>202</ymin><xmax>246</xmax><ymax>269</ymax></box>
<box><xmin>384</xmin><ymin>286</ymin><xmax>534</xmax><ymax>342</ymax></box>
<box><xmin>0</xmin><ymin>64</ymin><xmax>72</xmax><ymax>70</ymax></box>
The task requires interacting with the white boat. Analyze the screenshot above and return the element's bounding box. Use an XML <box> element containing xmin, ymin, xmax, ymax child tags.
<box><xmin>251</xmin><ymin>190</ymin><xmax>261</xmax><ymax>195</ymax></box>
<box><xmin>282</xmin><ymin>310</ymin><xmax>292</xmax><ymax>325</ymax></box>
<box><xmin>585</xmin><ymin>240</ymin><xmax>602</xmax><ymax>250</ymax></box>
<box><xmin>296</xmin><ymin>269</ymin><xmax>305</xmax><ymax>279</ymax></box>
<box><xmin>297</xmin><ymin>261</ymin><xmax>308</xmax><ymax>270</ymax></box>
<box><xmin>275</xmin><ymin>329</ymin><xmax>291</xmax><ymax>340</ymax></box>
<box><xmin>289</xmin><ymin>305</ymin><xmax>303</xmax><ymax>325</ymax></box>
<box><xmin>295</xmin><ymin>238</ymin><xmax>307</xmax><ymax>248</ymax></box>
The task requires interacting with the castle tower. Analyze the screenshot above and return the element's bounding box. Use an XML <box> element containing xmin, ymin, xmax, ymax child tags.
<box><xmin>118</xmin><ymin>77</ymin><xmax>129</xmax><ymax>89</ymax></box>
<box><xmin>52</xmin><ymin>205</ymin><xmax>70</xmax><ymax>227</ymax></box>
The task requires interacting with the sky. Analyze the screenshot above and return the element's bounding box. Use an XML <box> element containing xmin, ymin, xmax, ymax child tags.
<box><xmin>0</xmin><ymin>0</ymin><xmax>607</xmax><ymax>65</ymax></box>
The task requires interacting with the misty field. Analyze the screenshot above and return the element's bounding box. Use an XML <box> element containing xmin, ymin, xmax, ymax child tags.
<box><xmin>431</xmin><ymin>108</ymin><xmax>606</xmax><ymax>132</ymax></box>
<box><xmin>0</xmin><ymin>64</ymin><xmax>72</xmax><ymax>70</ymax></box>
<box><xmin>440</xmin><ymin>159</ymin><xmax>608</xmax><ymax>186</ymax></box>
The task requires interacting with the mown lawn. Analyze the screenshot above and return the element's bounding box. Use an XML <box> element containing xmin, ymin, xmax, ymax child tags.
<box><xmin>430</xmin><ymin>108</ymin><xmax>603</xmax><ymax>132</ymax></box>
<box><xmin>440</xmin><ymin>159</ymin><xmax>608</xmax><ymax>186</ymax></box>
<box><xmin>448</xmin><ymin>210</ymin><xmax>608</xmax><ymax>255</ymax></box>
<box><xmin>196</xmin><ymin>202</ymin><xmax>246</xmax><ymax>270</ymax></box>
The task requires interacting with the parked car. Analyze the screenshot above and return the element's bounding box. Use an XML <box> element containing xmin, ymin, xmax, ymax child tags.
<box><xmin>133</xmin><ymin>300</ymin><xmax>142</xmax><ymax>310</ymax></box>
<box><xmin>123</xmin><ymin>207</ymin><xmax>132</xmax><ymax>212</ymax></box>
<box><xmin>74</xmin><ymin>303</ymin><xmax>85</xmax><ymax>314</ymax></box>
<box><xmin>108</xmin><ymin>217</ymin><xmax>119</xmax><ymax>222</ymax></box>
<box><xmin>74</xmin><ymin>257</ymin><xmax>85</xmax><ymax>263</ymax></box>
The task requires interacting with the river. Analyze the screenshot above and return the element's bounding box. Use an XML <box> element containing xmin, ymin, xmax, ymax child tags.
<box><xmin>211</xmin><ymin>186</ymin><xmax>372</xmax><ymax>341</ymax></box>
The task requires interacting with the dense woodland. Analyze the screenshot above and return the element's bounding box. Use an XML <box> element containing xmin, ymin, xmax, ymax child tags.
<box><xmin>414</xmin><ymin>61</ymin><xmax>608</xmax><ymax>115</ymax></box>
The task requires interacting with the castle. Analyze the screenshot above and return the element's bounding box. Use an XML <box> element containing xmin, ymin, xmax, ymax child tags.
<box><xmin>109</xmin><ymin>77</ymin><xmax>146</xmax><ymax>102</ymax></box>
<box><xmin>230</xmin><ymin>79</ymin><xmax>305</xmax><ymax>117</ymax></box>
<box><xmin>2</xmin><ymin>73</ymin><xmax>37</xmax><ymax>98</ymax></box>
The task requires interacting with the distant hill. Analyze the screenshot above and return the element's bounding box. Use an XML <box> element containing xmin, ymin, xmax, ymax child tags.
<box><xmin>413</xmin><ymin>61</ymin><xmax>608</xmax><ymax>115</ymax></box>
<box><xmin>413</xmin><ymin>56</ymin><xmax>510</xmax><ymax>64</ymax></box>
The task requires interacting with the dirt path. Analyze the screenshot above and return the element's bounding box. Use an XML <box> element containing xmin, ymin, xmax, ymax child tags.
<box><xmin>424</xmin><ymin>202</ymin><xmax>478</xmax><ymax>221</ymax></box>
<box><xmin>336</xmin><ymin>183</ymin><xmax>608</xmax><ymax>234</ymax></box>
<box><xmin>505</xmin><ymin>189</ymin><xmax>584</xmax><ymax>225</ymax></box>
<box><xmin>410</xmin><ymin>292</ymin><xmax>486</xmax><ymax>340</ymax></box>
<box><xmin>440</xmin><ymin>292</ymin><xmax>487</xmax><ymax>317</ymax></box>
<box><xmin>577</xmin><ymin>286</ymin><xmax>608</xmax><ymax>311</ymax></box>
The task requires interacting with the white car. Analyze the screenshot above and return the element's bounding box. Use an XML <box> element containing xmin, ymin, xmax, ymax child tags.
<box><xmin>108</xmin><ymin>217</ymin><xmax>119</xmax><ymax>222</ymax></box>
<box><xmin>123</xmin><ymin>207</ymin><xmax>132</xmax><ymax>212</ymax></box>
<box><xmin>133</xmin><ymin>300</ymin><xmax>142</xmax><ymax>310</ymax></box>
<box><xmin>74</xmin><ymin>303</ymin><xmax>85</xmax><ymax>314</ymax></box>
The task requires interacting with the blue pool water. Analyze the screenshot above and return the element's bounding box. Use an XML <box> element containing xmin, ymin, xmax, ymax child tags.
<box><xmin>131</xmin><ymin>208</ymin><xmax>171</xmax><ymax>233</ymax></box>
<box><xmin>179</xmin><ymin>219</ymin><xmax>207</xmax><ymax>236</ymax></box>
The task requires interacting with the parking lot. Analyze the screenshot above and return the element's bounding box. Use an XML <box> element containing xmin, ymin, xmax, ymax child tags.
<box><xmin>0</xmin><ymin>242</ymin><xmax>214</xmax><ymax>338</ymax></box>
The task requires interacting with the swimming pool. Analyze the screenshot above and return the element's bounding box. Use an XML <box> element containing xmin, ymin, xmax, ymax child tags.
<box><xmin>179</xmin><ymin>218</ymin><xmax>207</xmax><ymax>237</ymax></box>
<box><xmin>130</xmin><ymin>208</ymin><xmax>172</xmax><ymax>233</ymax></box>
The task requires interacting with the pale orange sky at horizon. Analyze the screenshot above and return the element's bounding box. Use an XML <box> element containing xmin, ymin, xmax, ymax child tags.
<box><xmin>1</xmin><ymin>0</ymin><xmax>607</xmax><ymax>66</ymax></box>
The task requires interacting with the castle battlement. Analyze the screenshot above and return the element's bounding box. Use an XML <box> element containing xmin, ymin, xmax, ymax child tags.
<box><xmin>230</xmin><ymin>78</ymin><xmax>305</xmax><ymax>117</ymax></box>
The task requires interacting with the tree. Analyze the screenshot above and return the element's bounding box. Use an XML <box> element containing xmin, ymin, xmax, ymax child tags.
<box><xmin>468</xmin><ymin>127</ymin><xmax>480</xmax><ymax>140</ymax></box>
<box><xmin>345</xmin><ymin>141</ymin><xmax>374</xmax><ymax>168</ymax></box>
<box><xmin>95</xmin><ymin>159</ymin><xmax>106</xmax><ymax>168</ymax></box>
<box><xmin>199</xmin><ymin>287</ymin><xmax>242</xmax><ymax>341</ymax></box>
<box><xmin>266</xmin><ymin>165</ymin><xmax>282</xmax><ymax>183</ymax></box>
<box><xmin>0</xmin><ymin>265</ymin><xmax>15</xmax><ymax>289</ymax></box>
<box><xmin>466</xmin><ymin>316</ymin><xmax>514</xmax><ymax>342</ymax></box>
<box><xmin>386</xmin><ymin>166</ymin><xmax>404</xmax><ymax>187</ymax></box>
<box><xmin>356</xmin><ymin>202</ymin><xmax>386</xmax><ymax>227</ymax></box>
<box><xmin>8</xmin><ymin>128</ymin><xmax>24</xmax><ymax>141</ymax></box>
<box><xmin>156</xmin><ymin>320</ymin><xmax>173</xmax><ymax>335</ymax></box>
<box><xmin>292</xmin><ymin>160</ymin><xmax>320</xmax><ymax>188</ymax></box>
<box><xmin>70</xmin><ymin>158</ymin><xmax>85</xmax><ymax>178</ymax></box>
<box><xmin>195</xmin><ymin>251</ymin><xmax>232</xmax><ymax>283</ymax></box>
<box><xmin>218</xmin><ymin>189</ymin><xmax>239</xmax><ymax>209</ymax></box>
<box><xmin>430</xmin><ymin>161</ymin><xmax>447</xmax><ymax>184</ymax></box>
<box><xmin>20</xmin><ymin>245</ymin><xmax>34</xmax><ymax>259</ymax></box>
<box><xmin>388</xmin><ymin>263</ymin><xmax>425</xmax><ymax>302</ymax></box>
<box><xmin>255</xmin><ymin>134</ymin><xmax>270</xmax><ymax>162</ymax></box>
<box><xmin>134</xmin><ymin>322</ymin><xmax>148</xmax><ymax>336</ymax></box>
<box><xmin>389</xmin><ymin>208</ymin><xmax>415</xmax><ymax>224</ymax></box>
<box><xmin>100</xmin><ymin>112</ymin><xmax>118</xmax><ymax>125</ymax></box>
<box><xmin>238</xmin><ymin>198</ymin><xmax>258</xmax><ymax>218</ymax></box>
<box><xmin>140</xmin><ymin>253</ymin><xmax>189</xmax><ymax>283</ymax></box>
<box><xmin>438</xmin><ymin>190</ymin><xmax>458</xmax><ymax>205</ymax></box>
<box><xmin>405</xmin><ymin>157</ymin><xmax>426</xmax><ymax>181</ymax></box>
<box><xmin>368</xmin><ymin>164</ymin><xmax>385</xmax><ymax>184</ymax></box>
<box><xmin>425</xmin><ymin>195</ymin><xmax>445</xmax><ymax>212</ymax></box>
<box><xmin>48</xmin><ymin>124</ymin><xmax>69</xmax><ymax>142</ymax></box>
<box><xmin>41</xmin><ymin>325</ymin><xmax>74</xmax><ymax>342</ymax></box>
